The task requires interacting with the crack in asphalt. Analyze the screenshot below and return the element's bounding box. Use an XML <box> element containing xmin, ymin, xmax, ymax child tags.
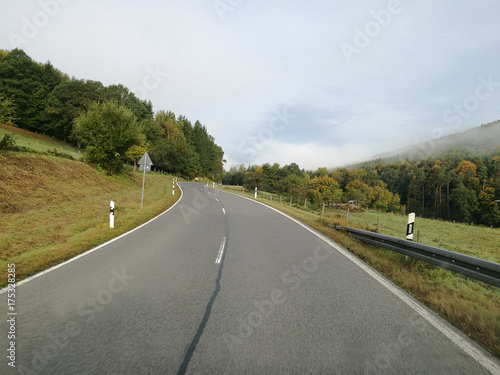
<box><xmin>176</xmin><ymin>196</ymin><xmax>229</xmax><ymax>375</ymax></box>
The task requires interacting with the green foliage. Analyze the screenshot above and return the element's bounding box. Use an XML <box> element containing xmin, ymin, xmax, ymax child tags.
<box><xmin>0</xmin><ymin>134</ymin><xmax>17</xmax><ymax>151</ymax></box>
<box><xmin>363</xmin><ymin>152</ymin><xmax>500</xmax><ymax>226</ymax></box>
<box><xmin>226</xmin><ymin>150</ymin><xmax>500</xmax><ymax>226</ymax></box>
<box><xmin>308</xmin><ymin>176</ymin><xmax>342</xmax><ymax>204</ymax></box>
<box><xmin>222</xmin><ymin>165</ymin><xmax>246</xmax><ymax>186</ymax></box>
<box><xmin>124</xmin><ymin>141</ymin><xmax>148</xmax><ymax>166</ymax></box>
<box><xmin>0</xmin><ymin>49</ymin><xmax>66</xmax><ymax>131</ymax></box>
<box><xmin>0</xmin><ymin>95</ymin><xmax>17</xmax><ymax>125</ymax></box>
<box><xmin>45</xmin><ymin>148</ymin><xmax>74</xmax><ymax>160</ymax></box>
<box><xmin>101</xmin><ymin>84</ymin><xmax>153</xmax><ymax>121</ymax></box>
<box><xmin>144</xmin><ymin>112</ymin><xmax>224</xmax><ymax>178</ymax></box>
<box><xmin>0</xmin><ymin>48</ymin><xmax>224</xmax><ymax>180</ymax></box>
<box><xmin>73</xmin><ymin>101</ymin><xmax>141</xmax><ymax>173</ymax></box>
<box><xmin>451</xmin><ymin>183</ymin><xmax>478</xmax><ymax>223</ymax></box>
<box><xmin>44</xmin><ymin>79</ymin><xmax>104</xmax><ymax>141</ymax></box>
<box><xmin>0</xmin><ymin>134</ymin><xmax>29</xmax><ymax>153</ymax></box>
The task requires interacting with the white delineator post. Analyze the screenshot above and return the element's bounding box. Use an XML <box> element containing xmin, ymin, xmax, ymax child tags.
<box><xmin>110</xmin><ymin>201</ymin><xmax>115</xmax><ymax>229</ymax></box>
<box><xmin>255</xmin><ymin>187</ymin><xmax>257</xmax><ymax>199</ymax></box>
<box><xmin>406</xmin><ymin>212</ymin><xmax>415</xmax><ymax>241</ymax></box>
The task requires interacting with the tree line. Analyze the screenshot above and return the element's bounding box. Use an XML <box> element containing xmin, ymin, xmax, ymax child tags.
<box><xmin>223</xmin><ymin>163</ymin><xmax>402</xmax><ymax>214</ymax></box>
<box><xmin>0</xmin><ymin>49</ymin><xmax>224</xmax><ymax>178</ymax></box>
<box><xmin>224</xmin><ymin>151</ymin><xmax>500</xmax><ymax>227</ymax></box>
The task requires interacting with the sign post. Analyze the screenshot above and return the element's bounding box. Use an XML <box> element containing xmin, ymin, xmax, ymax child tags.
<box><xmin>406</xmin><ymin>212</ymin><xmax>415</xmax><ymax>241</ymax></box>
<box><xmin>138</xmin><ymin>152</ymin><xmax>153</xmax><ymax>209</ymax></box>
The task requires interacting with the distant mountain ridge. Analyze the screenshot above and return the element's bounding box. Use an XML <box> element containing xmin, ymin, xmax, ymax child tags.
<box><xmin>372</xmin><ymin>120</ymin><xmax>500</xmax><ymax>163</ymax></box>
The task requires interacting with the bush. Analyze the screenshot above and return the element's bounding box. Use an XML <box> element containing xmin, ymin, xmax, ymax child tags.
<box><xmin>0</xmin><ymin>134</ymin><xmax>17</xmax><ymax>151</ymax></box>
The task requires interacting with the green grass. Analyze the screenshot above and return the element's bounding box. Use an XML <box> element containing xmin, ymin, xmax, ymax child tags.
<box><xmin>334</xmin><ymin>209</ymin><xmax>499</xmax><ymax>263</ymax></box>
<box><xmin>217</xmin><ymin>185</ymin><xmax>500</xmax><ymax>358</ymax></box>
<box><xmin>0</xmin><ymin>123</ymin><xmax>83</xmax><ymax>159</ymax></box>
<box><xmin>0</xmin><ymin>153</ymin><xmax>181</xmax><ymax>287</ymax></box>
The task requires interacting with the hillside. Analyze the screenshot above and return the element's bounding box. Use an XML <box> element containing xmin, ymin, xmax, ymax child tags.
<box><xmin>0</xmin><ymin>49</ymin><xmax>224</xmax><ymax>179</ymax></box>
<box><xmin>372</xmin><ymin>120</ymin><xmax>500</xmax><ymax>163</ymax></box>
<box><xmin>0</xmin><ymin>123</ymin><xmax>82</xmax><ymax>159</ymax></box>
<box><xmin>0</xmin><ymin>152</ymin><xmax>181</xmax><ymax>286</ymax></box>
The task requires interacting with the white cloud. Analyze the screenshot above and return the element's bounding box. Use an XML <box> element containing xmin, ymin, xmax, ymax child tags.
<box><xmin>252</xmin><ymin>140</ymin><xmax>373</xmax><ymax>171</ymax></box>
<box><xmin>1</xmin><ymin>0</ymin><xmax>499</xmax><ymax>171</ymax></box>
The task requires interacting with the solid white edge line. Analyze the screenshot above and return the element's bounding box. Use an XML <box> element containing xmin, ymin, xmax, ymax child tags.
<box><xmin>215</xmin><ymin>236</ymin><xmax>226</xmax><ymax>264</ymax></box>
<box><xmin>0</xmin><ymin>183</ymin><xmax>185</xmax><ymax>295</ymax></box>
<box><xmin>214</xmin><ymin>189</ymin><xmax>500</xmax><ymax>374</ymax></box>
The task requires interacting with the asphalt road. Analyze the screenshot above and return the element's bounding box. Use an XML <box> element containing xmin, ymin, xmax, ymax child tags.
<box><xmin>1</xmin><ymin>182</ymin><xmax>499</xmax><ymax>374</ymax></box>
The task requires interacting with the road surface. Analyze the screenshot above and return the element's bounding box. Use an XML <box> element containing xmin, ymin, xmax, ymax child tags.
<box><xmin>1</xmin><ymin>182</ymin><xmax>499</xmax><ymax>374</ymax></box>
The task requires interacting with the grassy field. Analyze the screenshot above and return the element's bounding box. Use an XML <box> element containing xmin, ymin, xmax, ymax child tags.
<box><xmin>0</xmin><ymin>153</ymin><xmax>181</xmax><ymax>287</ymax></box>
<box><xmin>218</xmin><ymin>185</ymin><xmax>500</xmax><ymax>357</ymax></box>
<box><xmin>327</xmin><ymin>207</ymin><xmax>500</xmax><ymax>263</ymax></box>
<box><xmin>0</xmin><ymin>123</ymin><xmax>83</xmax><ymax>159</ymax></box>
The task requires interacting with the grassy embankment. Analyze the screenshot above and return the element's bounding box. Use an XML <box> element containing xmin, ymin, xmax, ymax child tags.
<box><xmin>218</xmin><ymin>185</ymin><xmax>500</xmax><ymax>357</ymax></box>
<box><xmin>0</xmin><ymin>151</ymin><xmax>181</xmax><ymax>288</ymax></box>
<box><xmin>0</xmin><ymin>123</ymin><xmax>83</xmax><ymax>159</ymax></box>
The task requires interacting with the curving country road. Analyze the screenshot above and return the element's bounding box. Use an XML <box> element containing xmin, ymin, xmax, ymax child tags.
<box><xmin>1</xmin><ymin>182</ymin><xmax>499</xmax><ymax>374</ymax></box>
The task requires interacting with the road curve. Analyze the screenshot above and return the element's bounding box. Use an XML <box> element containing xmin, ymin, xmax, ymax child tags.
<box><xmin>1</xmin><ymin>182</ymin><xmax>498</xmax><ymax>374</ymax></box>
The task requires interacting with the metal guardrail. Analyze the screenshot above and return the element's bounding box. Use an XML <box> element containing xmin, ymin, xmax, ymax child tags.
<box><xmin>334</xmin><ymin>226</ymin><xmax>500</xmax><ymax>288</ymax></box>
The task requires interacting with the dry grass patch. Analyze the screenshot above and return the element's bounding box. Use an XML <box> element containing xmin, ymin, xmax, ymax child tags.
<box><xmin>0</xmin><ymin>154</ymin><xmax>180</xmax><ymax>285</ymax></box>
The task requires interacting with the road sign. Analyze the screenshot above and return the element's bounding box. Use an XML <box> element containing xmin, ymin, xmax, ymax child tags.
<box><xmin>138</xmin><ymin>152</ymin><xmax>153</xmax><ymax>172</ymax></box>
<box><xmin>138</xmin><ymin>152</ymin><xmax>153</xmax><ymax>208</ymax></box>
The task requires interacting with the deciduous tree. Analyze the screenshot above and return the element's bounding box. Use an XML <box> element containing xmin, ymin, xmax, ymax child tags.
<box><xmin>73</xmin><ymin>101</ymin><xmax>141</xmax><ymax>173</ymax></box>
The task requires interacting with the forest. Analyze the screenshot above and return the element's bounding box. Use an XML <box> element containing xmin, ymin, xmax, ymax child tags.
<box><xmin>223</xmin><ymin>149</ymin><xmax>500</xmax><ymax>227</ymax></box>
<box><xmin>2</xmin><ymin>49</ymin><xmax>499</xmax><ymax>227</ymax></box>
<box><xmin>0</xmin><ymin>49</ymin><xmax>224</xmax><ymax>178</ymax></box>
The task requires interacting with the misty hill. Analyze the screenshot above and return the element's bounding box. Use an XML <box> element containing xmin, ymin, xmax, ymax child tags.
<box><xmin>372</xmin><ymin>120</ymin><xmax>500</xmax><ymax>163</ymax></box>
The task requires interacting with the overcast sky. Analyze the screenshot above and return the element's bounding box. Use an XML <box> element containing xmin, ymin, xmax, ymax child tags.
<box><xmin>1</xmin><ymin>0</ymin><xmax>499</xmax><ymax>170</ymax></box>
